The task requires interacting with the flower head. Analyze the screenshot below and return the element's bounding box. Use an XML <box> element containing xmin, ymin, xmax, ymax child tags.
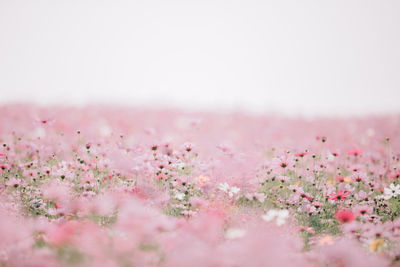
<box><xmin>335</xmin><ymin>210</ymin><xmax>356</xmax><ymax>224</ymax></box>
<box><xmin>382</xmin><ymin>183</ymin><xmax>400</xmax><ymax>200</ymax></box>
<box><xmin>262</xmin><ymin>209</ymin><xmax>289</xmax><ymax>226</ymax></box>
<box><xmin>218</xmin><ymin>182</ymin><xmax>240</xmax><ymax>198</ymax></box>
<box><xmin>329</xmin><ymin>190</ymin><xmax>349</xmax><ymax>201</ymax></box>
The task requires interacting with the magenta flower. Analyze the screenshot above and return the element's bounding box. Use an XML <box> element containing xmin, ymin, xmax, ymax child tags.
<box><xmin>329</xmin><ymin>190</ymin><xmax>349</xmax><ymax>201</ymax></box>
<box><xmin>335</xmin><ymin>210</ymin><xmax>356</xmax><ymax>224</ymax></box>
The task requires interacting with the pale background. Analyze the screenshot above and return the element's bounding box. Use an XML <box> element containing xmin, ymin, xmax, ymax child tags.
<box><xmin>0</xmin><ymin>0</ymin><xmax>399</xmax><ymax>116</ymax></box>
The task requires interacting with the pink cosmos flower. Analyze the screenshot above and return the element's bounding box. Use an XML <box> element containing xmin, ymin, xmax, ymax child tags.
<box><xmin>271</xmin><ymin>155</ymin><xmax>295</xmax><ymax>171</ymax></box>
<box><xmin>5</xmin><ymin>177</ymin><xmax>22</xmax><ymax>188</ymax></box>
<box><xmin>312</xmin><ymin>201</ymin><xmax>323</xmax><ymax>208</ymax></box>
<box><xmin>34</xmin><ymin>117</ymin><xmax>55</xmax><ymax>128</ymax></box>
<box><xmin>23</xmin><ymin>169</ymin><xmax>38</xmax><ymax>179</ymax></box>
<box><xmin>329</xmin><ymin>190</ymin><xmax>349</xmax><ymax>201</ymax></box>
<box><xmin>295</xmin><ymin>152</ymin><xmax>307</xmax><ymax>157</ymax></box>
<box><xmin>335</xmin><ymin>210</ymin><xmax>356</xmax><ymax>224</ymax></box>
<box><xmin>0</xmin><ymin>163</ymin><xmax>9</xmax><ymax>173</ymax></box>
<box><xmin>347</xmin><ymin>148</ymin><xmax>363</xmax><ymax>157</ymax></box>
<box><xmin>390</xmin><ymin>171</ymin><xmax>400</xmax><ymax>180</ymax></box>
<box><xmin>354</xmin><ymin>205</ymin><xmax>373</xmax><ymax>216</ymax></box>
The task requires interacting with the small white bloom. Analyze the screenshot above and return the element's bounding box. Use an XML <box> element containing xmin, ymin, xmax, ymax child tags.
<box><xmin>262</xmin><ymin>209</ymin><xmax>279</xmax><ymax>222</ymax></box>
<box><xmin>174</xmin><ymin>192</ymin><xmax>185</xmax><ymax>201</ymax></box>
<box><xmin>375</xmin><ymin>195</ymin><xmax>383</xmax><ymax>200</ymax></box>
<box><xmin>262</xmin><ymin>209</ymin><xmax>289</xmax><ymax>226</ymax></box>
<box><xmin>219</xmin><ymin>183</ymin><xmax>240</xmax><ymax>198</ymax></box>
<box><xmin>276</xmin><ymin>210</ymin><xmax>289</xmax><ymax>226</ymax></box>
<box><xmin>175</xmin><ymin>162</ymin><xmax>186</xmax><ymax>170</ymax></box>
<box><xmin>218</xmin><ymin>182</ymin><xmax>230</xmax><ymax>193</ymax></box>
<box><xmin>225</xmin><ymin>228</ymin><xmax>246</xmax><ymax>240</ymax></box>
<box><xmin>228</xmin><ymin>186</ymin><xmax>240</xmax><ymax>197</ymax></box>
<box><xmin>326</xmin><ymin>151</ymin><xmax>335</xmax><ymax>162</ymax></box>
<box><xmin>390</xmin><ymin>183</ymin><xmax>400</xmax><ymax>196</ymax></box>
<box><xmin>230</xmin><ymin>186</ymin><xmax>240</xmax><ymax>194</ymax></box>
<box><xmin>381</xmin><ymin>183</ymin><xmax>400</xmax><ymax>200</ymax></box>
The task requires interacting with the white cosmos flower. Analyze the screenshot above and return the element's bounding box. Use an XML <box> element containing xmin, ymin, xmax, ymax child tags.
<box><xmin>389</xmin><ymin>183</ymin><xmax>400</xmax><ymax>195</ymax></box>
<box><xmin>262</xmin><ymin>209</ymin><xmax>289</xmax><ymax>226</ymax></box>
<box><xmin>218</xmin><ymin>182</ymin><xmax>240</xmax><ymax>198</ymax></box>
<box><xmin>381</xmin><ymin>183</ymin><xmax>400</xmax><ymax>200</ymax></box>
<box><xmin>229</xmin><ymin>186</ymin><xmax>240</xmax><ymax>197</ymax></box>
<box><xmin>218</xmin><ymin>182</ymin><xmax>230</xmax><ymax>193</ymax></box>
<box><xmin>326</xmin><ymin>151</ymin><xmax>336</xmax><ymax>162</ymax></box>
<box><xmin>174</xmin><ymin>192</ymin><xmax>185</xmax><ymax>201</ymax></box>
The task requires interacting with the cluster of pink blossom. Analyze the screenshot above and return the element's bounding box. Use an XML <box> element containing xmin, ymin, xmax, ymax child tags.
<box><xmin>0</xmin><ymin>104</ymin><xmax>399</xmax><ymax>266</ymax></box>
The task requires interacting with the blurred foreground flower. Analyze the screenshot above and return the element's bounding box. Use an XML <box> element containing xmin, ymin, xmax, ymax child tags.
<box><xmin>335</xmin><ymin>210</ymin><xmax>356</xmax><ymax>224</ymax></box>
<box><xmin>262</xmin><ymin>209</ymin><xmax>289</xmax><ymax>226</ymax></box>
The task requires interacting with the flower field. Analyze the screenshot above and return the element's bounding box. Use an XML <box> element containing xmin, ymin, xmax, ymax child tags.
<box><xmin>1</xmin><ymin>104</ymin><xmax>400</xmax><ymax>266</ymax></box>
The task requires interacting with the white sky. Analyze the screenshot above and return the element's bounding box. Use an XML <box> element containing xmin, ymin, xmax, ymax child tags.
<box><xmin>0</xmin><ymin>0</ymin><xmax>399</xmax><ymax>116</ymax></box>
